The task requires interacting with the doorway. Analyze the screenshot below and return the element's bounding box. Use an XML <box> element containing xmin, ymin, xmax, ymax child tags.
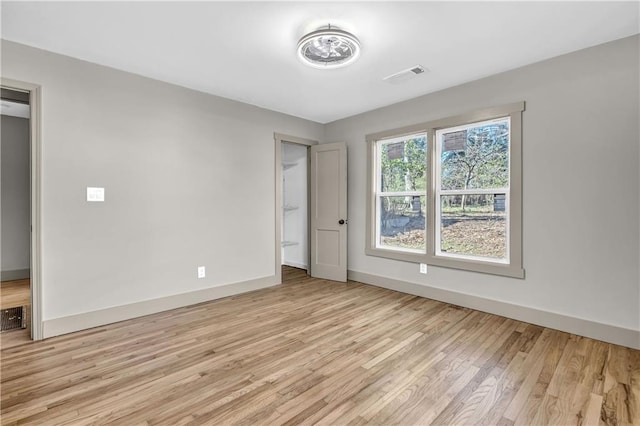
<box><xmin>274</xmin><ymin>133</ymin><xmax>316</xmax><ymax>283</ymax></box>
<box><xmin>1</xmin><ymin>87</ymin><xmax>31</xmax><ymax>344</ymax></box>
<box><xmin>1</xmin><ymin>79</ymin><xmax>42</xmax><ymax>342</ymax></box>
<box><xmin>274</xmin><ymin>134</ymin><xmax>348</xmax><ymax>284</ymax></box>
<box><xmin>281</xmin><ymin>142</ymin><xmax>309</xmax><ymax>271</ymax></box>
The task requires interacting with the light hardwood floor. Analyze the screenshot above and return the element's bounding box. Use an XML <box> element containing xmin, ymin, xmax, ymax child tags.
<box><xmin>0</xmin><ymin>279</ymin><xmax>30</xmax><ymax>349</ymax></box>
<box><xmin>0</xmin><ymin>279</ymin><xmax>30</xmax><ymax>310</ymax></box>
<box><xmin>1</xmin><ymin>267</ymin><xmax>638</xmax><ymax>425</ymax></box>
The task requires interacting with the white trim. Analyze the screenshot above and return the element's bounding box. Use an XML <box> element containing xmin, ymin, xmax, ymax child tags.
<box><xmin>438</xmin><ymin>116</ymin><xmax>510</xmax><ymax>135</ymax></box>
<box><xmin>375</xmin><ymin>139</ymin><xmax>382</xmax><ymax>247</ymax></box>
<box><xmin>378</xmin><ymin>191</ymin><xmax>426</xmax><ymax>197</ymax></box>
<box><xmin>375</xmin><ymin>245</ymin><xmax>425</xmax><ymax>255</ymax></box>
<box><xmin>436</xmin><ymin>250</ymin><xmax>510</xmax><ymax>265</ymax></box>
<box><xmin>373</xmin><ymin>134</ymin><xmax>428</xmax><ymax>256</ymax></box>
<box><xmin>439</xmin><ymin>188</ymin><xmax>508</xmax><ymax>196</ymax></box>
<box><xmin>282</xmin><ymin>260</ymin><xmax>308</xmax><ymax>271</ymax></box>
<box><xmin>377</xmin><ymin>132</ymin><xmax>426</xmax><ymax>145</ymax></box>
<box><xmin>348</xmin><ymin>270</ymin><xmax>640</xmax><ymax>350</ymax></box>
<box><xmin>43</xmin><ymin>275</ymin><xmax>279</xmax><ymax>338</ymax></box>
<box><xmin>434</xmin><ymin>117</ymin><xmax>511</xmax><ymax>264</ymax></box>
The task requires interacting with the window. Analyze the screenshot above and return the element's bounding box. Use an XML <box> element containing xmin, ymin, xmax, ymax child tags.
<box><xmin>436</xmin><ymin>118</ymin><xmax>510</xmax><ymax>263</ymax></box>
<box><xmin>366</xmin><ymin>102</ymin><xmax>524</xmax><ymax>277</ymax></box>
<box><xmin>375</xmin><ymin>134</ymin><xmax>427</xmax><ymax>254</ymax></box>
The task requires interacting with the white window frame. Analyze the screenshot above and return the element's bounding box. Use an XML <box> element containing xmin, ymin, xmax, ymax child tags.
<box><xmin>366</xmin><ymin>102</ymin><xmax>525</xmax><ymax>278</ymax></box>
<box><xmin>374</xmin><ymin>133</ymin><xmax>428</xmax><ymax>255</ymax></box>
<box><xmin>434</xmin><ymin>117</ymin><xmax>511</xmax><ymax>264</ymax></box>
<box><xmin>366</xmin><ymin>126</ymin><xmax>430</xmax><ymax>264</ymax></box>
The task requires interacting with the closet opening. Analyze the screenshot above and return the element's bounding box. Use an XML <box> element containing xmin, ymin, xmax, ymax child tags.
<box><xmin>281</xmin><ymin>142</ymin><xmax>310</xmax><ymax>272</ymax></box>
<box><xmin>274</xmin><ymin>133</ymin><xmax>317</xmax><ymax>284</ymax></box>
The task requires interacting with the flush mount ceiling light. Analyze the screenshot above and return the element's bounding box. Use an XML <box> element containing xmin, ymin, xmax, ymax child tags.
<box><xmin>297</xmin><ymin>24</ymin><xmax>360</xmax><ymax>69</ymax></box>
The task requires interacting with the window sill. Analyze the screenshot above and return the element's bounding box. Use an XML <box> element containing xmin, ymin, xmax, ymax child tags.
<box><xmin>426</xmin><ymin>255</ymin><xmax>525</xmax><ymax>278</ymax></box>
<box><xmin>365</xmin><ymin>246</ymin><xmax>426</xmax><ymax>264</ymax></box>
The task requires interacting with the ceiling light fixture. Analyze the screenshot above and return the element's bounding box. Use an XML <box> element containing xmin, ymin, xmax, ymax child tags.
<box><xmin>297</xmin><ymin>24</ymin><xmax>360</xmax><ymax>69</ymax></box>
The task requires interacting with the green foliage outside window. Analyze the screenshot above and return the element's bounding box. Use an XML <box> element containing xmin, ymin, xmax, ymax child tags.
<box><xmin>440</xmin><ymin>123</ymin><xmax>509</xmax><ymax>191</ymax></box>
<box><xmin>440</xmin><ymin>122</ymin><xmax>509</xmax><ymax>212</ymax></box>
<box><xmin>380</xmin><ymin>137</ymin><xmax>427</xmax><ymax>193</ymax></box>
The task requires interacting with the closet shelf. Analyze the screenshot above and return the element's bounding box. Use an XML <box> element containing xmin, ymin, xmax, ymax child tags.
<box><xmin>281</xmin><ymin>241</ymin><xmax>299</xmax><ymax>247</ymax></box>
<box><xmin>282</xmin><ymin>162</ymin><xmax>298</xmax><ymax>171</ymax></box>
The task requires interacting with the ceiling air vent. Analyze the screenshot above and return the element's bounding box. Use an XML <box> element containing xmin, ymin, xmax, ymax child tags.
<box><xmin>383</xmin><ymin>65</ymin><xmax>427</xmax><ymax>84</ymax></box>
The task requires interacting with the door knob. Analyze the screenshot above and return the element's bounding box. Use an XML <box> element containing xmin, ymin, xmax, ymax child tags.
<box><xmin>338</xmin><ymin>219</ymin><xmax>346</xmax><ymax>225</ymax></box>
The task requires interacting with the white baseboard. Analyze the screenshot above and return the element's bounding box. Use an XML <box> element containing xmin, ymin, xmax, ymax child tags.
<box><xmin>282</xmin><ymin>260</ymin><xmax>308</xmax><ymax>270</ymax></box>
<box><xmin>1</xmin><ymin>268</ymin><xmax>30</xmax><ymax>281</ymax></box>
<box><xmin>348</xmin><ymin>270</ymin><xmax>640</xmax><ymax>350</ymax></box>
<box><xmin>43</xmin><ymin>275</ymin><xmax>278</xmax><ymax>339</ymax></box>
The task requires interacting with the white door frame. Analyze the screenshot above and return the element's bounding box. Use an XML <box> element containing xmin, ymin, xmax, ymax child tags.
<box><xmin>2</xmin><ymin>78</ymin><xmax>43</xmax><ymax>340</ymax></box>
<box><xmin>274</xmin><ymin>133</ymin><xmax>317</xmax><ymax>284</ymax></box>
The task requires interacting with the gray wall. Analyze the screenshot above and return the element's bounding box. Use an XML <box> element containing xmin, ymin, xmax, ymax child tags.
<box><xmin>1</xmin><ymin>115</ymin><xmax>30</xmax><ymax>277</ymax></box>
<box><xmin>325</xmin><ymin>35</ymin><xmax>640</xmax><ymax>333</ymax></box>
<box><xmin>2</xmin><ymin>35</ymin><xmax>638</xmax><ymax>337</ymax></box>
<box><xmin>1</xmin><ymin>40</ymin><xmax>324</xmax><ymax>320</ymax></box>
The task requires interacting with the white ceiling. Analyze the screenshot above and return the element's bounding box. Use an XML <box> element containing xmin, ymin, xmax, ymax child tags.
<box><xmin>2</xmin><ymin>2</ymin><xmax>638</xmax><ymax>123</ymax></box>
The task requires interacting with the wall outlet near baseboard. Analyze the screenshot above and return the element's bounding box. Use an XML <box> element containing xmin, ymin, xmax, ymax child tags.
<box><xmin>419</xmin><ymin>263</ymin><xmax>428</xmax><ymax>274</ymax></box>
<box><xmin>197</xmin><ymin>266</ymin><xmax>206</xmax><ymax>278</ymax></box>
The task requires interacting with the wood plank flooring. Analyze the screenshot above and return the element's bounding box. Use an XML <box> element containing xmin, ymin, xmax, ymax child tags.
<box><xmin>1</xmin><ymin>267</ymin><xmax>638</xmax><ymax>425</ymax></box>
<box><xmin>0</xmin><ymin>279</ymin><xmax>31</xmax><ymax>349</ymax></box>
<box><xmin>0</xmin><ymin>279</ymin><xmax>30</xmax><ymax>310</ymax></box>
<box><xmin>0</xmin><ymin>329</ymin><xmax>30</xmax><ymax>352</ymax></box>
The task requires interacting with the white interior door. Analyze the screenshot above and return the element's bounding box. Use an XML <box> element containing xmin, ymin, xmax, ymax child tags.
<box><xmin>310</xmin><ymin>142</ymin><xmax>347</xmax><ymax>282</ymax></box>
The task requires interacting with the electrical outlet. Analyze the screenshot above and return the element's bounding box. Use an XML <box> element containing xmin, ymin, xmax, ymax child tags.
<box><xmin>197</xmin><ymin>266</ymin><xmax>206</xmax><ymax>278</ymax></box>
<box><xmin>419</xmin><ymin>263</ymin><xmax>428</xmax><ymax>274</ymax></box>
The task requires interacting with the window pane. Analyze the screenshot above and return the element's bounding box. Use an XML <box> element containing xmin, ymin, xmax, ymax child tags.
<box><xmin>440</xmin><ymin>194</ymin><xmax>507</xmax><ymax>260</ymax></box>
<box><xmin>380</xmin><ymin>136</ymin><xmax>427</xmax><ymax>192</ymax></box>
<box><xmin>440</xmin><ymin>120</ymin><xmax>509</xmax><ymax>190</ymax></box>
<box><xmin>379</xmin><ymin>195</ymin><xmax>426</xmax><ymax>252</ymax></box>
